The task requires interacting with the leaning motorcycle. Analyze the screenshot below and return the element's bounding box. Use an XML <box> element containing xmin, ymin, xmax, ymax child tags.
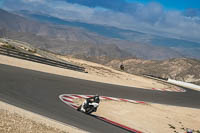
<box><xmin>77</xmin><ymin>100</ymin><xmax>99</xmax><ymax>114</ymax></box>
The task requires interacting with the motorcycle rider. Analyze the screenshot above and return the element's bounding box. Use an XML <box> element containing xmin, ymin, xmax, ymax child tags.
<box><xmin>79</xmin><ymin>95</ymin><xmax>100</xmax><ymax>113</ymax></box>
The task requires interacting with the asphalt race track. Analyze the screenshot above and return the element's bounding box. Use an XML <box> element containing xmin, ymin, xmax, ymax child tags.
<box><xmin>0</xmin><ymin>64</ymin><xmax>200</xmax><ymax>133</ymax></box>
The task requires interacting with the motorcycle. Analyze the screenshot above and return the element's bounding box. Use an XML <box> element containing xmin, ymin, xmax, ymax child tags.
<box><xmin>77</xmin><ymin>99</ymin><xmax>99</xmax><ymax>114</ymax></box>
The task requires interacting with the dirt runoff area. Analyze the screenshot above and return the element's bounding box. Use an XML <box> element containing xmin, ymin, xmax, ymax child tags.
<box><xmin>0</xmin><ymin>101</ymin><xmax>87</xmax><ymax>133</ymax></box>
<box><xmin>73</xmin><ymin>98</ymin><xmax>200</xmax><ymax>133</ymax></box>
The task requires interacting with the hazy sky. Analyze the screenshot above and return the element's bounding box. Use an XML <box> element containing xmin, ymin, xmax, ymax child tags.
<box><xmin>1</xmin><ymin>0</ymin><xmax>200</xmax><ymax>42</ymax></box>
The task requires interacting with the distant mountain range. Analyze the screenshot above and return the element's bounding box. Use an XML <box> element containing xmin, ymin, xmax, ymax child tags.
<box><xmin>0</xmin><ymin>9</ymin><xmax>200</xmax><ymax>59</ymax></box>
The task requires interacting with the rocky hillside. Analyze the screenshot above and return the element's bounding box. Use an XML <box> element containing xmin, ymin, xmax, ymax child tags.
<box><xmin>107</xmin><ymin>58</ymin><xmax>200</xmax><ymax>85</ymax></box>
<box><xmin>0</xmin><ymin>9</ymin><xmax>183</xmax><ymax>60</ymax></box>
<box><xmin>0</xmin><ymin>9</ymin><xmax>131</xmax><ymax>59</ymax></box>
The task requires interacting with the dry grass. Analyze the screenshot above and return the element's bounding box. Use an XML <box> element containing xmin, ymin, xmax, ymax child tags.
<box><xmin>0</xmin><ymin>109</ymin><xmax>67</xmax><ymax>133</ymax></box>
<box><xmin>0</xmin><ymin>101</ymin><xmax>87</xmax><ymax>133</ymax></box>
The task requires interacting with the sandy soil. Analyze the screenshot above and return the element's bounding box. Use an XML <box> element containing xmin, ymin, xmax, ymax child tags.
<box><xmin>0</xmin><ymin>101</ymin><xmax>87</xmax><ymax>133</ymax></box>
<box><xmin>0</xmin><ymin>42</ymin><xmax>4</xmax><ymax>46</ymax></box>
<box><xmin>73</xmin><ymin>99</ymin><xmax>200</xmax><ymax>133</ymax></box>
<box><xmin>59</xmin><ymin>55</ymin><xmax>180</xmax><ymax>91</ymax></box>
<box><xmin>96</xmin><ymin>101</ymin><xmax>200</xmax><ymax>133</ymax></box>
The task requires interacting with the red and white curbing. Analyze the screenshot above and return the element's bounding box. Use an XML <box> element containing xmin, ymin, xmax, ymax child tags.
<box><xmin>59</xmin><ymin>94</ymin><xmax>144</xmax><ymax>133</ymax></box>
<box><xmin>151</xmin><ymin>88</ymin><xmax>186</xmax><ymax>92</ymax></box>
<box><xmin>59</xmin><ymin>94</ymin><xmax>146</xmax><ymax>109</ymax></box>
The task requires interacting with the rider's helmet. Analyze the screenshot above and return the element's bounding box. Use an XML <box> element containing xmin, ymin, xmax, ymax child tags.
<box><xmin>94</xmin><ymin>94</ymin><xmax>100</xmax><ymax>103</ymax></box>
